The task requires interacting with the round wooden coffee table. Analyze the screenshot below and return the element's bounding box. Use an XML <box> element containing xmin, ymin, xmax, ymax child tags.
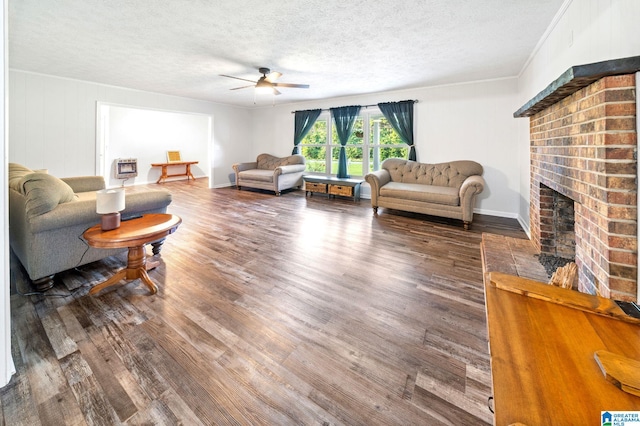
<box><xmin>83</xmin><ymin>213</ymin><xmax>182</xmax><ymax>295</ymax></box>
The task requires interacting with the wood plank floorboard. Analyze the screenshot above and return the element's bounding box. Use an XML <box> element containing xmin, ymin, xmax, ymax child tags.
<box><xmin>2</xmin><ymin>178</ymin><xmax>529</xmax><ymax>425</ymax></box>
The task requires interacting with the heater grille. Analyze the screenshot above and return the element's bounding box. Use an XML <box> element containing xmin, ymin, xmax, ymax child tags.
<box><xmin>115</xmin><ymin>158</ymin><xmax>138</xmax><ymax>179</ymax></box>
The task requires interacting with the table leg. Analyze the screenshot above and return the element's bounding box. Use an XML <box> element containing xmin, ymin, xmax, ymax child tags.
<box><xmin>138</xmin><ymin>268</ymin><xmax>158</xmax><ymax>294</ymax></box>
<box><xmin>156</xmin><ymin>165</ymin><xmax>168</xmax><ymax>183</ymax></box>
<box><xmin>89</xmin><ymin>245</ymin><xmax>159</xmax><ymax>295</ymax></box>
<box><xmin>88</xmin><ymin>269</ymin><xmax>128</xmax><ymax>295</ymax></box>
<box><xmin>186</xmin><ymin>164</ymin><xmax>196</xmax><ymax>181</ymax></box>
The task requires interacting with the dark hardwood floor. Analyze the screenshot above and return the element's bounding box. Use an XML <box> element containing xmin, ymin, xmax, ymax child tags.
<box><xmin>2</xmin><ymin>178</ymin><xmax>528</xmax><ymax>425</ymax></box>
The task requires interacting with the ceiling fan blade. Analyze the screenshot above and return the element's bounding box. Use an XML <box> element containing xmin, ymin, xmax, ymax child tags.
<box><xmin>220</xmin><ymin>74</ymin><xmax>257</xmax><ymax>84</ymax></box>
<box><xmin>273</xmin><ymin>82</ymin><xmax>310</xmax><ymax>89</ymax></box>
<box><xmin>265</xmin><ymin>71</ymin><xmax>282</xmax><ymax>83</ymax></box>
<box><xmin>273</xmin><ymin>88</ymin><xmax>282</xmax><ymax>95</ymax></box>
<box><xmin>230</xmin><ymin>84</ymin><xmax>255</xmax><ymax>90</ymax></box>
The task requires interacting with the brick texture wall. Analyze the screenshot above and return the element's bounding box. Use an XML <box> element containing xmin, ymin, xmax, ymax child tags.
<box><xmin>530</xmin><ymin>74</ymin><xmax>637</xmax><ymax>300</ymax></box>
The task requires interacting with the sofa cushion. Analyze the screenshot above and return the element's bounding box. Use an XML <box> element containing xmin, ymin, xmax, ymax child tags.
<box><xmin>238</xmin><ymin>169</ymin><xmax>275</xmax><ymax>183</ymax></box>
<box><xmin>380</xmin><ymin>182</ymin><xmax>460</xmax><ymax>206</ymax></box>
<box><xmin>20</xmin><ymin>173</ymin><xmax>77</xmax><ymax>217</ymax></box>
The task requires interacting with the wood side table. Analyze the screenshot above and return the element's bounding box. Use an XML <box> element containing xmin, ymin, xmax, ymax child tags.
<box><xmin>83</xmin><ymin>214</ymin><xmax>181</xmax><ymax>295</ymax></box>
<box><xmin>151</xmin><ymin>161</ymin><xmax>198</xmax><ymax>183</ymax></box>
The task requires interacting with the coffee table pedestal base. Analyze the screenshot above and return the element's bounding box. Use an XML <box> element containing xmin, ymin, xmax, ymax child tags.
<box><xmin>89</xmin><ymin>245</ymin><xmax>159</xmax><ymax>295</ymax></box>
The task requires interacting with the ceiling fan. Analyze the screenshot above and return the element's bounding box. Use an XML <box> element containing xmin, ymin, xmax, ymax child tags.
<box><xmin>220</xmin><ymin>67</ymin><xmax>310</xmax><ymax>95</ymax></box>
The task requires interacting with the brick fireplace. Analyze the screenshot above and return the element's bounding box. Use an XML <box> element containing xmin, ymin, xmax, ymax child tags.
<box><xmin>516</xmin><ymin>57</ymin><xmax>639</xmax><ymax>301</ymax></box>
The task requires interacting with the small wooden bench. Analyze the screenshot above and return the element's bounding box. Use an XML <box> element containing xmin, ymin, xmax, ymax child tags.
<box><xmin>151</xmin><ymin>161</ymin><xmax>198</xmax><ymax>184</ymax></box>
<box><xmin>303</xmin><ymin>175</ymin><xmax>363</xmax><ymax>201</ymax></box>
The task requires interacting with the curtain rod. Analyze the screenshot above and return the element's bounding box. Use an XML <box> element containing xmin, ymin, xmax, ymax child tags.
<box><xmin>291</xmin><ymin>100</ymin><xmax>419</xmax><ymax>114</ymax></box>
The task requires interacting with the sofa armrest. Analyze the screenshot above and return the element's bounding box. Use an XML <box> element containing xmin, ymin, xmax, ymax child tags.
<box><xmin>61</xmin><ymin>176</ymin><xmax>106</xmax><ymax>193</ymax></box>
<box><xmin>232</xmin><ymin>162</ymin><xmax>258</xmax><ymax>173</ymax></box>
<box><xmin>459</xmin><ymin>175</ymin><xmax>485</xmax><ymax>222</ymax></box>
<box><xmin>275</xmin><ymin>164</ymin><xmax>306</xmax><ymax>175</ymax></box>
<box><xmin>365</xmin><ymin>170</ymin><xmax>391</xmax><ymax>207</ymax></box>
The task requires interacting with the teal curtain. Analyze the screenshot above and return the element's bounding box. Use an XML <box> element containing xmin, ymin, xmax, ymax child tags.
<box><xmin>330</xmin><ymin>105</ymin><xmax>361</xmax><ymax>178</ymax></box>
<box><xmin>292</xmin><ymin>109</ymin><xmax>322</xmax><ymax>155</ymax></box>
<box><xmin>378</xmin><ymin>100</ymin><xmax>416</xmax><ymax>161</ymax></box>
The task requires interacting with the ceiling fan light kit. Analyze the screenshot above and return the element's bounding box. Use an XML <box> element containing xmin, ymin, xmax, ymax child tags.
<box><xmin>221</xmin><ymin>67</ymin><xmax>310</xmax><ymax>97</ymax></box>
<box><xmin>255</xmin><ymin>78</ymin><xmax>276</xmax><ymax>95</ymax></box>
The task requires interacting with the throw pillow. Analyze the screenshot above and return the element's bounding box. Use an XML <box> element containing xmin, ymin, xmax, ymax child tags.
<box><xmin>20</xmin><ymin>172</ymin><xmax>77</xmax><ymax>216</ymax></box>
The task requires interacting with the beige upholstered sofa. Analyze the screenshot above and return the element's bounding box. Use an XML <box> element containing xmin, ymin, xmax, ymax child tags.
<box><xmin>365</xmin><ymin>158</ymin><xmax>485</xmax><ymax>230</ymax></box>
<box><xmin>232</xmin><ymin>153</ymin><xmax>306</xmax><ymax>196</ymax></box>
<box><xmin>8</xmin><ymin>163</ymin><xmax>172</xmax><ymax>290</ymax></box>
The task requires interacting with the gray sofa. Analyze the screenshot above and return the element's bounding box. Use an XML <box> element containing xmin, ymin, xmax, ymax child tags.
<box><xmin>233</xmin><ymin>153</ymin><xmax>306</xmax><ymax>196</ymax></box>
<box><xmin>9</xmin><ymin>163</ymin><xmax>172</xmax><ymax>290</ymax></box>
<box><xmin>365</xmin><ymin>158</ymin><xmax>485</xmax><ymax>230</ymax></box>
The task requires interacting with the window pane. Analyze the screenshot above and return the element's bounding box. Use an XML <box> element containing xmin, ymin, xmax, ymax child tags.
<box><xmin>329</xmin><ymin>147</ymin><xmax>364</xmax><ymax>176</ymax></box>
<box><xmin>331</xmin><ymin>117</ymin><xmax>363</xmax><ymax>145</ymax></box>
<box><xmin>301</xmin><ymin>119</ymin><xmax>327</xmax><ymax>145</ymax></box>
<box><xmin>368</xmin><ymin>147</ymin><xmax>409</xmax><ymax>172</ymax></box>
<box><xmin>329</xmin><ymin>146</ymin><xmax>338</xmax><ymax>174</ymax></box>
<box><xmin>348</xmin><ymin>147</ymin><xmax>363</xmax><ymax>176</ymax></box>
<box><xmin>302</xmin><ymin>146</ymin><xmax>326</xmax><ymax>173</ymax></box>
<box><xmin>370</xmin><ymin>115</ymin><xmax>405</xmax><ymax>145</ymax></box>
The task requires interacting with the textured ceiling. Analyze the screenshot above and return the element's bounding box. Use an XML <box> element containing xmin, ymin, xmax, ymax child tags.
<box><xmin>9</xmin><ymin>0</ymin><xmax>565</xmax><ymax>108</ymax></box>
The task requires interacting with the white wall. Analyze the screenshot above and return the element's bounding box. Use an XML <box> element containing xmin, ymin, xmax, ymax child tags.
<box><xmin>516</xmin><ymin>0</ymin><xmax>640</xmax><ymax>233</ymax></box>
<box><xmin>8</xmin><ymin>70</ymin><xmax>253</xmax><ymax>188</ymax></box>
<box><xmin>251</xmin><ymin>78</ymin><xmax>521</xmax><ymax>218</ymax></box>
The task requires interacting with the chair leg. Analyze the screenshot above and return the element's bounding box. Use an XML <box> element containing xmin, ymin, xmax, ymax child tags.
<box><xmin>373</xmin><ymin>206</ymin><xmax>378</xmax><ymax>214</ymax></box>
<box><xmin>464</xmin><ymin>221</ymin><xmax>470</xmax><ymax>231</ymax></box>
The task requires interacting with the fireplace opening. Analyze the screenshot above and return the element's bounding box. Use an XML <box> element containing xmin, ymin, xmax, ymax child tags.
<box><xmin>538</xmin><ymin>184</ymin><xmax>576</xmax><ymax>277</ymax></box>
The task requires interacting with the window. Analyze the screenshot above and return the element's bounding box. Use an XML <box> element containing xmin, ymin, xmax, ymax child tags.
<box><xmin>300</xmin><ymin>109</ymin><xmax>409</xmax><ymax>177</ymax></box>
<box><xmin>368</xmin><ymin>112</ymin><xmax>409</xmax><ymax>174</ymax></box>
<box><xmin>300</xmin><ymin>117</ymin><xmax>328</xmax><ymax>173</ymax></box>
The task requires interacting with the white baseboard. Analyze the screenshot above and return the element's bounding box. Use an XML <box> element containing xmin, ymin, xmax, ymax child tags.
<box><xmin>212</xmin><ymin>182</ymin><xmax>234</xmax><ymax>189</ymax></box>
<box><xmin>517</xmin><ymin>215</ymin><xmax>531</xmax><ymax>239</ymax></box>
<box><xmin>473</xmin><ymin>208</ymin><xmax>518</xmax><ymax>219</ymax></box>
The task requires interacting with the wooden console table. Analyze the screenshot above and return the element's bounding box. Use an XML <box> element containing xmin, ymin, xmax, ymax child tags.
<box><xmin>484</xmin><ymin>272</ymin><xmax>640</xmax><ymax>425</ymax></box>
<box><xmin>303</xmin><ymin>175</ymin><xmax>363</xmax><ymax>201</ymax></box>
<box><xmin>151</xmin><ymin>161</ymin><xmax>198</xmax><ymax>183</ymax></box>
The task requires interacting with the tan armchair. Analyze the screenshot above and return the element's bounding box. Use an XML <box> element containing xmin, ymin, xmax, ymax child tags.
<box><xmin>233</xmin><ymin>153</ymin><xmax>306</xmax><ymax>196</ymax></box>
